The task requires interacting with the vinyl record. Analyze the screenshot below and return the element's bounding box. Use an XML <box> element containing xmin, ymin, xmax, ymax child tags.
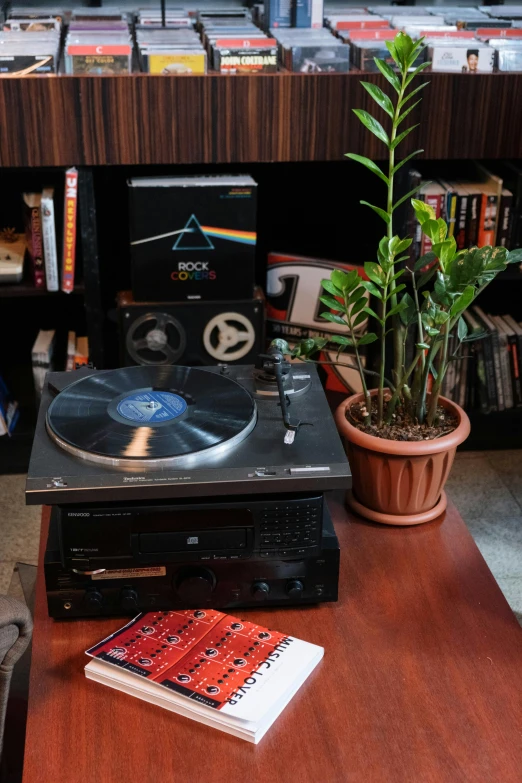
<box><xmin>46</xmin><ymin>366</ymin><xmax>257</xmax><ymax>467</ymax></box>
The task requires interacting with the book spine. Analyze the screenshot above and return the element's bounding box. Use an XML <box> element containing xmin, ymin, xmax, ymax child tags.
<box><xmin>481</xmin><ymin>332</ymin><xmax>498</xmax><ymax>412</ymax></box>
<box><xmin>497</xmin><ymin>192</ymin><xmax>513</xmax><ymax>248</ymax></box>
<box><xmin>446</xmin><ymin>192</ymin><xmax>457</xmax><ymax>238</ymax></box>
<box><xmin>472</xmin><ymin>339</ymin><xmax>488</xmax><ymax>412</ymax></box>
<box><xmin>507</xmin><ymin>332</ymin><xmax>522</xmax><ymax>407</ymax></box>
<box><xmin>66</xmin><ymin>330</ymin><xmax>76</xmax><ymax>371</ymax></box>
<box><xmin>61</xmin><ymin>167</ymin><xmax>79</xmax><ymax>294</ymax></box>
<box><xmin>41</xmin><ymin>193</ymin><xmax>59</xmax><ymax>292</ymax></box>
<box><xmin>455</xmin><ymin>194</ymin><xmax>468</xmax><ymax>249</ymax></box>
<box><xmin>498</xmin><ymin>332</ymin><xmax>513</xmax><ymax>409</ymax></box>
<box><xmin>459</xmin><ymin>354</ymin><xmax>468</xmax><ymax>410</ymax></box>
<box><xmin>421</xmin><ymin>193</ymin><xmax>442</xmax><ymax>256</ymax></box>
<box><xmin>25</xmin><ymin>203</ymin><xmax>45</xmax><ymax>288</ymax></box>
<box><xmin>489</xmin><ymin>328</ymin><xmax>505</xmax><ymax>411</ymax></box>
<box><xmin>477</xmin><ymin>193</ymin><xmax>497</xmax><ymax>247</ymax></box>
<box><xmin>467</xmin><ymin>193</ymin><xmax>481</xmax><ymax>247</ymax></box>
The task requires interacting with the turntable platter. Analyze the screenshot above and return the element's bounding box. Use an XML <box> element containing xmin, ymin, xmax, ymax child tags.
<box><xmin>46</xmin><ymin>366</ymin><xmax>257</xmax><ymax>468</ymax></box>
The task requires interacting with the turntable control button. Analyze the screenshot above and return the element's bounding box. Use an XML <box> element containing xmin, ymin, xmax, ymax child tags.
<box><xmin>120</xmin><ymin>588</ymin><xmax>139</xmax><ymax>612</ymax></box>
<box><xmin>286</xmin><ymin>580</ymin><xmax>304</xmax><ymax>598</ymax></box>
<box><xmin>289</xmin><ymin>467</ymin><xmax>330</xmax><ymax>474</ymax></box>
<box><xmin>252</xmin><ymin>582</ymin><xmax>270</xmax><ymax>600</ymax></box>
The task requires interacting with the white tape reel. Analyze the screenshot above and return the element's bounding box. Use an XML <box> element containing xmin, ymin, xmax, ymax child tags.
<box><xmin>203</xmin><ymin>312</ymin><xmax>256</xmax><ymax>362</ymax></box>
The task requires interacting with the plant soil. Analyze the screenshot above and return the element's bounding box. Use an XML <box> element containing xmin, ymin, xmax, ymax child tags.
<box><xmin>347</xmin><ymin>398</ymin><xmax>458</xmax><ymax>442</ymax></box>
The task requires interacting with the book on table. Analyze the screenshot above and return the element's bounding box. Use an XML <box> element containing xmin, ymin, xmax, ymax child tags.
<box><xmin>85</xmin><ymin>608</ymin><xmax>323</xmax><ymax>744</ymax></box>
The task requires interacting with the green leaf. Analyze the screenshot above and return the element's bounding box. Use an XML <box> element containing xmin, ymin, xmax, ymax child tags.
<box><xmin>353</xmin><ymin>311</ymin><xmax>368</xmax><ymax>328</ymax></box>
<box><xmin>347</xmin><ymin>285</ymin><xmax>367</xmax><ymax>305</ymax></box>
<box><xmin>329</xmin><ymin>335</ymin><xmax>353</xmax><ymax>346</ymax></box>
<box><xmin>321</xmin><ymin>279</ymin><xmax>342</xmax><ymax>297</ymax></box>
<box><xmin>385</xmin><ymin>39</ymin><xmax>401</xmax><ymax>69</ymax></box>
<box><xmin>361</xmin><ymin>280</ymin><xmax>382</xmax><ymax>299</ymax></box>
<box><xmin>357</xmin><ymin>333</ymin><xmax>378</xmax><ymax>346</ymax></box>
<box><xmin>386</xmin><ymin>301</ymin><xmax>408</xmax><ymax>319</ymax></box>
<box><xmin>271</xmin><ymin>338</ymin><xmax>290</xmax><ymax>355</ymax></box>
<box><xmin>377</xmin><ymin>236</ymin><xmax>390</xmax><ymax>266</ymax></box>
<box><xmin>399</xmin><ymin>81</ymin><xmax>429</xmax><ymax>110</ymax></box>
<box><xmin>414</xmin><ymin>251</ymin><xmax>436</xmax><ymax>271</ymax></box>
<box><xmin>373</xmin><ymin>57</ymin><xmax>401</xmax><ymax>93</ymax></box>
<box><xmin>417</xmin><ymin>267</ymin><xmax>437</xmax><ymax>289</ymax></box>
<box><xmin>352</xmin><ymin>109</ymin><xmax>389</xmax><ymax>146</ymax></box>
<box><xmin>392</xmin><ymin>149</ymin><xmax>424</xmax><ymax>176</ymax></box>
<box><xmin>350</xmin><ymin>297</ymin><xmax>367</xmax><ymax>317</ymax></box>
<box><xmin>390</xmin><ymin>124</ymin><xmax>419</xmax><ymax>151</ymax></box>
<box><xmin>360</xmin><ymin>82</ymin><xmax>394</xmax><ymax>118</ymax></box>
<box><xmin>364</xmin><ymin>306</ymin><xmax>383</xmax><ymax>325</ymax></box>
<box><xmin>319</xmin><ymin>295</ymin><xmax>345</xmax><ymax>312</ymax></box>
<box><xmin>386</xmin><ymin>283</ymin><xmax>406</xmax><ymax>299</ymax></box>
<box><xmin>392</xmin><ymin>184</ymin><xmax>423</xmax><ymax>212</ymax></box>
<box><xmin>448</xmin><ymin>247</ymin><xmax>488</xmax><ymax>290</ymax></box>
<box><xmin>360</xmin><ymin>200</ymin><xmax>390</xmax><ymax>225</ymax></box>
<box><xmin>412</xmin><ymin>198</ymin><xmax>436</xmax><ymax>223</ymax></box>
<box><xmin>457</xmin><ymin>316</ymin><xmax>468</xmax><ymax>342</ymax></box>
<box><xmin>450</xmin><ymin>285</ymin><xmax>475</xmax><ymax>318</ymax></box>
<box><xmin>321</xmin><ymin>312</ymin><xmax>347</xmax><ymax>326</ymax></box>
<box><xmin>462</xmin><ymin>329</ymin><xmax>488</xmax><ymax>343</ymax></box>
<box><xmin>397</xmin><ymin>99</ymin><xmax>422</xmax><ymax>127</ymax></box>
<box><xmin>364</xmin><ymin>261</ymin><xmax>385</xmax><ymax>286</ymax></box>
<box><xmin>345</xmin><ymin>153</ymin><xmax>389</xmax><ymax>186</ymax></box>
<box><xmin>298</xmin><ymin>338</ymin><xmax>319</xmax><ymax>356</ymax></box>
<box><xmin>391</xmin><ymin>268</ymin><xmax>405</xmax><ymax>283</ymax></box>
<box><xmin>400</xmin><ymin>292</ymin><xmax>417</xmax><ymax>326</ymax></box>
<box><xmin>416</xmin><ymin>342</ymin><xmax>430</xmax><ymax>350</ymax></box>
<box><xmin>404</xmin><ymin>61</ymin><xmax>430</xmax><ymax>88</ymax></box>
<box><xmin>331</xmin><ymin>269</ymin><xmax>354</xmax><ymax>292</ymax></box>
<box><xmin>425</xmin><ymin>325</ymin><xmax>440</xmax><ymax>338</ymax></box>
<box><xmin>507</xmin><ymin>248</ymin><xmax>522</xmax><ymax>264</ymax></box>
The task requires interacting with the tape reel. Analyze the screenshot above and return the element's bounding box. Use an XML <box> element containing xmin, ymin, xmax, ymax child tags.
<box><xmin>203</xmin><ymin>312</ymin><xmax>256</xmax><ymax>362</ymax></box>
<box><xmin>126</xmin><ymin>312</ymin><xmax>186</xmax><ymax>366</ymax></box>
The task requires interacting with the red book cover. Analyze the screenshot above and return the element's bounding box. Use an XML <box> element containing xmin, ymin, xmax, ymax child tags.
<box><xmin>335</xmin><ymin>19</ymin><xmax>390</xmax><ymax>30</ymax></box>
<box><xmin>214</xmin><ymin>38</ymin><xmax>277</xmax><ymax>48</ymax></box>
<box><xmin>61</xmin><ymin>167</ymin><xmax>78</xmax><ymax>294</ymax></box>
<box><xmin>477</xmin><ymin>189</ymin><xmax>497</xmax><ymax>247</ymax></box>
<box><xmin>23</xmin><ymin>193</ymin><xmax>45</xmax><ymax>288</ymax></box>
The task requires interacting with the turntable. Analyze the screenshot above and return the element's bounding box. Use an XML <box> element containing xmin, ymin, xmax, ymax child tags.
<box><xmin>26</xmin><ymin>342</ymin><xmax>351</xmax><ymax>505</ymax></box>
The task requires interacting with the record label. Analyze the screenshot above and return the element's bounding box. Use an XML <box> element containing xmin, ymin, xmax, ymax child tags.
<box><xmin>117</xmin><ymin>391</ymin><xmax>187</xmax><ymax>423</ymax></box>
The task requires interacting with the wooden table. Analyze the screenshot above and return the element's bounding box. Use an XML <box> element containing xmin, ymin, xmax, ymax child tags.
<box><xmin>23</xmin><ymin>498</ymin><xmax>522</xmax><ymax>783</ymax></box>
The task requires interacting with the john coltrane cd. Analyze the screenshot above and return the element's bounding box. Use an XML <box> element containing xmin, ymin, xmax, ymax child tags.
<box><xmin>45</xmin><ymin>366</ymin><xmax>257</xmax><ymax>468</ymax></box>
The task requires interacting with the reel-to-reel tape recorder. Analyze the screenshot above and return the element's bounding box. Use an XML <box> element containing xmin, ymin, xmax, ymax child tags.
<box><xmin>117</xmin><ymin>289</ymin><xmax>265</xmax><ymax>367</ymax></box>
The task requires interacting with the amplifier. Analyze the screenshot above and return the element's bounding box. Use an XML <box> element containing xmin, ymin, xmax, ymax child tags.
<box><xmin>45</xmin><ymin>503</ymin><xmax>340</xmax><ymax>618</ymax></box>
<box><xmin>117</xmin><ymin>288</ymin><xmax>265</xmax><ymax>367</ymax></box>
<box><xmin>58</xmin><ymin>493</ymin><xmax>324</xmax><ymax>573</ymax></box>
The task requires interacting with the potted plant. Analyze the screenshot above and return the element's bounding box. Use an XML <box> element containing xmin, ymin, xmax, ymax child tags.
<box><xmin>275</xmin><ymin>32</ymin><xmax>522</xmax><ymax>526</ymax></box>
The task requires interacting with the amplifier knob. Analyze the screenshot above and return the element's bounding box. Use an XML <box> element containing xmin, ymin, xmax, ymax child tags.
<box><xmin>85</xmin><ymin>590</ymin><xmax>103</xmax><ymax>608</ymax></box>
<box><xmin>120</xmin><ymin>588</ymin><xmax>139</xmax><ymax>612</ymax></box>
<box><xmin>176</xmin><ymin>568</ymin><xmax>215</xmax><ymax>603</ymax></box>
<box><xmin>286</xmin><ymin>580</ymin><xmax>304</xmax><ymax>598</ymax></box>
<box><xmin>252</xmin><ymin>581</ymin><xmax>270</xmax><ymax>600</ymax></box>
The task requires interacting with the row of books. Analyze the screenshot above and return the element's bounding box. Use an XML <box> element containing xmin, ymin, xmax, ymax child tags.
<box><xmin>403</xmin><ymin>163</ymin><xmax>522</xmax><ymax>261</ymax></box>
<box><xmin>3</xmin><ymin>167</ymin><xmax>79</xmax><ymax>292</ymax></box>
<box><xmin>32</xmin><ymin>329</ymin><xmax>88</xmax><ymax>397</ymax></box>
<box><xmin>443</xmin><ymin>308</ymin><xmax>522</xmax><ymax>413</ymax></box>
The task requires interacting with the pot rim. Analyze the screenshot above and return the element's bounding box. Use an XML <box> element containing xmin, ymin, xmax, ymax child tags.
<box><xmin>335</xmin><ymin>390</ymin><xmax>471</xmax><ymax>456</ymax></box>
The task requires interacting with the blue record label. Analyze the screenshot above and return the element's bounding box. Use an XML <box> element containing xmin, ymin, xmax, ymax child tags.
<box><xmin>117</xmin><ymin>391</ymin><xmax>187</xmax><ymax>423</ymax></box>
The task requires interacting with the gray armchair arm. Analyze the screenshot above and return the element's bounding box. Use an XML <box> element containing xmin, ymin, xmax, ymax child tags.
<box><xmin>0</xmin><ymin>595</ymin><xmax>33</xmax><ymax>755</ymax></box>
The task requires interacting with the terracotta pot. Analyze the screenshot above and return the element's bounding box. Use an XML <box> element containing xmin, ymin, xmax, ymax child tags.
<box><xmin>335</xmin><ymin>390</ymin><xmax>471</xmax><ymax>526</ymax></box>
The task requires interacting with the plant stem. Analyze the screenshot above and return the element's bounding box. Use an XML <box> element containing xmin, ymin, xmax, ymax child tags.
<box><xmin>426</xmin><ymin>321</ymin><xmax>450</xmax><ymax>426</ymax></box>
<box><xmin>378</xmin><ymin>285</ymin><xmax>388</xmax><ymax>426</ymax></box>
<box><xmin>384</xmin><ymin>347</ymin><xmax>423</xmax><ymax>423</ymax></box>
<box><xmin>298</xmin><ymin>357</ymin><xmax>395</xmax><ymax>391</ymax></box>
<box><xmin>417</xmin><ymin>342</ymin><xmax>437</xmax><ymax>424</ymax></box>
<box><xmin>409</xmin><ymin>268</ymin><xmax>426</xmax><ymax>372</ymax></box>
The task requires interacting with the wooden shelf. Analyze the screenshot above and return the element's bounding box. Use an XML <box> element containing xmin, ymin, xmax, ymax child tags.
<box><xmin>2</xmin><ymin>71</ymin><xmax>522</xmax><ymax>167</ymax></box>
<box><xmin>0</xmin><ymin>281</ymin><xmax>85</xmax><ymax>298</ymax></box>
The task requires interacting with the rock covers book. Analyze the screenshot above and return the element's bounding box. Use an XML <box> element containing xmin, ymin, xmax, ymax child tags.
<box><xmin>85</xmin><ymin>608</ymin><xmax>323</xmax><ymax>743</ymax></box>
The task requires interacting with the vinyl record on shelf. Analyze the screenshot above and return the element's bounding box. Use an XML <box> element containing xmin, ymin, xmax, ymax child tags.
<box><xmin>46</xmin><ymin>365</ymin><xmax>257</xmax><ymax>468</ymax></box>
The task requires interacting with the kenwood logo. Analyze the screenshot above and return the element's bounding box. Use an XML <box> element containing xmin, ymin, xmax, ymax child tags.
<box><xmin>69</xmin><ymin>512</ymin><xmax>90</xmax><ymax>517</ymax></box>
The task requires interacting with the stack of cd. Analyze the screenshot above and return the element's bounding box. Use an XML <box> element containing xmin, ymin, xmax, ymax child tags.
<box><xmin>0</xmin><ymin>9</ymin><xmax>61</xmax><ymax>75</ymax></box>
<box><xmin>200</xmin><ymin>11</ymin><xmax>277</xmax><ymax>73</ymax></box>
<box><xmin>136</xmin><ymin>8</ymin><xmax>194</xmax><ymax>28</ymax></box>
<box><xmin>272</xmin><ymin>28</ymin><xmax>349</xmax><ymax>72</ymax></box>
<box><xmin>64</xmin><ymin>10</ymin><xmax>133</xmax><ymax>74</ymax></box>
<box><xmin>136</xmin><ymin>26</ymin><xmax>206</xmax><ymax>74</ymax></box>
<box><xmin>489</xmin><ymin>37</ymin><xmax>522</xmax><ymax>71</ymax></box>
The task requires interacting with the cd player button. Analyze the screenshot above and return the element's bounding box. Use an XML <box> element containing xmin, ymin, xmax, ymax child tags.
<box><xmin>252</xmin><ymin>582</ymin><xmax>270</xmax><ymax>600</ymax></box>
<box><xmin>286</xmin><ymin>580</ymin><xmax>304</xmax><ymax>598</ymax></box>
<box><xmin>259</xmin><ymin>551</ymin><xmax>272</xmax><ymax>558</ymax></box>
<box><xmin>120</xmin><ymin>588</ymin><xmax>139</xmax><ymax>612</ymax></box>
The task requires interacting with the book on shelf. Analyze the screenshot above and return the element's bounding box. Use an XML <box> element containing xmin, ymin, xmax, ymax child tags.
<box><xmin>65</xmin><ymin>330</ymin><xmax>76</xmax><ymax>371</ymax></box>
<box><xmin>498</xmin><ymin>314</ymin><xmax>522</xmax><ymax>407</ymax></box>
<box><xmin>31</xmin><ymin>329</ymin><xmax>56</xmax><ymax>397</ymax></box>
<box><xmin>22</xmin><ymin>192</ymin><xmax>45</xmax><ymax>289</ymax></box>
<box><xmin>473</xmin><ymin>306</ymin><xmax>505</xmax><ymax>412</ymax></box>
<box><xmin>74</xmin><ymin>336</ymin><xmax>89</xmax><ymax>367</ymax></box>
<box><xmin>61</xmin><ymin>167</ymin><xmax>78</xmax><ymax>294</ymax></box>
<box><xmin>85</xmin><ymin>609</ymin><xmax>323</xmax><ymax>744</ymax></box>
<box><xmin>41</xmin><ymin>187</ymin><xmax>59</xmax><ymax>292</ymax></box>
<box><xmin>0</xmin><ymin>374</ymin><xmax>19</xmax><ymax>437</ymax></box>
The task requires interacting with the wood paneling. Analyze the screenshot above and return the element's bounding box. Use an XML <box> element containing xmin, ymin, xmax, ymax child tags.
<box><xmin>1</xmin><ymin>72</ymin><xmax>522</xmax><ymax>167</ymax></box>
<box><xmin>0</xmin><ymin>77</ymin><xmax>83</xmax><ymax>167</ymax></box>
<box><xmin>23</xmin><ymin>499</ymin><xmax>522</xmax><ymax>783</ymax></box>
